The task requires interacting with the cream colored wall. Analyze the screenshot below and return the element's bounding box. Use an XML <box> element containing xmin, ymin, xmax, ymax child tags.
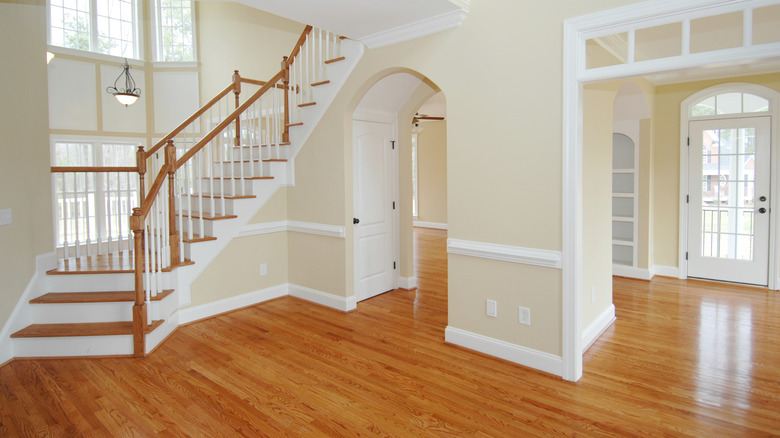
<box><xmin>197</xmin><ymin>1</ymin><xmax>302</xmax><ymax>99</ymax></box>
<box><xmin>638</xmin><ymin>117</ymin><xmax>654</xmax><ymax>269</ymax></box>
<box><xmin>416</xmin><ymin>120</ymin><xmax>447</xmax><ymax>224</ymax></box>
<box><xmin>0</xmin><ymin>1</ymin><xmax>52</xmax><ymax>333</ymax></box>
<box><xmin>583</xmin><ymin>83</ymin><xmax>617</xmax><ymax>329</ymax></box>
<box><xmin>652</xmin><ymin>73</ymin><xmax>780</xmax><ymax>268</ymax></box>
<box><xmin>283</xmin><ymin>0</ymin><xmax>643</xmax><ymax>356</ymax></box>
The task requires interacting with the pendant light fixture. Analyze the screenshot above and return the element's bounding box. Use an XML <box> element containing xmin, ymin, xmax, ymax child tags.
<box><xmin>106</xmin><ymin>58</ymin><xmax>141</xmax><ymax>107</ymax></box>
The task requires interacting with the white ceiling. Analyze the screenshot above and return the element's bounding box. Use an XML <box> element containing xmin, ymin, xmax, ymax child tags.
<box><xmin>215</xmin><ymin>0</ymin><xmax>468</xmax><ymax>48</ymax></box>
<box><xmin>354</xmin><ymin>73</ymin><xmax>422</xmax><ymax>118</ymax></box>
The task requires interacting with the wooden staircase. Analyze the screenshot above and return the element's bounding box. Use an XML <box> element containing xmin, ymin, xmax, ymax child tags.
<box><xmin>7</xmin><ymin>26</ymin><xmax>364</xmax><ymax>359</ymax></box>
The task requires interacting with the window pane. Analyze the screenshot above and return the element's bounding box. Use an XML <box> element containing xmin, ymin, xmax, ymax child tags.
<box><xmin>157</xmin><ymin>0</ymin><xmax>195</xmax><ymax>62</ymax></box>
<box><xmin>716</xmin><ymin>92</ymin><xmax>742</xmax><ymax>114</ymax></box>
<box><xmin>743</xmin><ymin>94</ymin><xmax>769</xmax><ymax>113</ymax></box>
<box><xmin>691</xmin><ymin>96</ymin><xmax>715</xmax><ymax>116</ymax></box>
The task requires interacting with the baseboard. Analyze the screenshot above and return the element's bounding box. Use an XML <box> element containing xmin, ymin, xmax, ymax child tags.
<box><xmin>444</xmin><ymin>326</ymin><xmax>563</xmax><ymax>377</ymax></box>
<box><xmin>0</xmin><ymin>251</ymin><xmax>57</xmax><ymax>365</ymax></box>
<box><xmin>413</xmin><ymin>221</ymin><xmax>448</xmax><ymax>230</ymax></box>
<box><xmin>612</xmin><ymin>264</ymin><xmax>652</xmax><ymax>280</ymax></box>
<box><xmin>582</xmin><ymin>304</ymin><xmax>616</xmax><ymax>352</ymax></box>
<box><xmin>652</xmin><ymin>265</ymin><xmax>680</xmax><ymax>278</ymax></box>
<box><xmin>288</xmin><ymin>284</ymin><xmax>357</xmax><ymax>312</ymax></box>
<box><xmin>398</xmin><ymin>276</ymin><xmax>417</xmax><ymax>290</ymax></box>
<box><xmin>238</xmin><ymin>220</ymin><xmax>346</xmax><ymax>239</ymax></box>
<box><xmin>178</xmin><ymin>284</ymin><xmax>288</xmax><ymax>325</ymax></box>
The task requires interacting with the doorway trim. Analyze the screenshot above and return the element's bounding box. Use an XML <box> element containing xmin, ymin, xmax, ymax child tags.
<box><xmin>678</xmin><ymin>83</ymin><xmax>780</xmax><ymax>288</ymax></box>
<box><xmin>563</xmin><ymin>0</ymin><xmax>780</xmax><ymax>382</ymax></box>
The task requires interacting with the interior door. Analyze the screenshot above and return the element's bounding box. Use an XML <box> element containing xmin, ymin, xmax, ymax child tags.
<box><xmin>687</xmin><ymin>116</ymin><xmax>771</xmax><ymax>286</ymax></box>
<box><xmin>354</xmin><ymin>120</ymin><xmax>395</xmax><ymax>301</ymax></box>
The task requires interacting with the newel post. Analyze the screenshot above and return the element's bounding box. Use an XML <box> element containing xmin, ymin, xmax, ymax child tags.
<box><xmin>137</xmin><ymin>145</ymin><xmax>146</xmax><ymax>205</ymax></box>
<box><xmin>282</xmin><ymin>56</ymin><xmax>290</xmax><ymax>143</ymax></box>
<box><xmin>232</xmin><ymin>70</ymin><xmax>241</xmax><ymax>146</ymax></box>
<box><xmin>130</xmin><ymin>207</ymin><xmax>147</xmax><ymax>358</ymax></box>
<box><xmin>165</xmin><ymin>140</ymin><xmax>180</xmax><ymax>266</ymax></box>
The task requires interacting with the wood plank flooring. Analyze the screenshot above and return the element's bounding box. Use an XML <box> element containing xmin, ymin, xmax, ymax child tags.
<box><xmin>2</xmin><ymin>227</ymin><xmax>780</xmax><ymax>436</ymax></box>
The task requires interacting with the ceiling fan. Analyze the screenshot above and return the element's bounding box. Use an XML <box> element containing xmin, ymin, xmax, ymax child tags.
<box><xmin>412</xmin><ymin>112</ymin><xmax>445</xmax><ymax>124</ymax></box>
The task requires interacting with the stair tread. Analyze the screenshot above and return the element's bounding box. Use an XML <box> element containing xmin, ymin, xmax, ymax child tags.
<box><xmin>298</xmin><ymin>102</ymin><xmax>316</xmax><ymax>108</ymax></box>
<box><xmin>11</xmin><ymin>320</ymin><xmax>163</xmax><ymax>338</ymax></box>
<box><xmin>178</xmin><ymin>213</ymin><xmax>238</xmax><ymax>220</ymax></box>
<box><xmin>325</xmin><ymin>56</ymin><xmax>346</xmax><ymax>64</ymax></box>
<box><xmin>181</xmin><ymin>193</ymin><xmax>256</xmax><ymax>200</ymax></box>
<box><xmin>311</xmin><ymin>80</ymin><xmax>330</xmax><ymax>87</ymax></box>
<box><xmin>198</xmin><ymin>176</ymin><xmax>274</xmax><ymax>181</ymax></box>
<box><xmin>286</xmin><ymin>122</ymin><xmax>303</xmax><ymax>127</ymax></box>
<box><xmin>31</xmin><ymin>289</ymin><xmax>174</xmax><ymax>304</ymax></box>
<box><xmin>182</xmin><ymin>234</ymin><xmax>218</xmax><ymax>243</ymax></box>
<box><xmin>263</xmin><ymin>159</ymin><xmax>288</xmax><ymax>162</ymax></box>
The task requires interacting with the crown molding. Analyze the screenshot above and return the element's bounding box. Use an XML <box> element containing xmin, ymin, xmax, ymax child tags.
<box><xmin>361</xmin><ymin>9</ymin><xmax>467</xmax><ymax>49</ymax></box>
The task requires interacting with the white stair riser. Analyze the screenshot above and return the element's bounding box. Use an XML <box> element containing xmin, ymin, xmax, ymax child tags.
<box><xmin>43</xmin><ymin>273</ymin><xmax>134</xmax><ymax>294</ymax></box>
<box><xmin>213</xmin><ymin>161</ymin><xmax>271</xmax><ymax>179</ymax></box>
<box><xmin>31</xmin><ymin>302</ymin><xmax>133</xmax><ymax>323</ymax></box>
<box><xmin>177</xmin><ymin>197</ymin><xmax>235</xmax><ymax>216</ymax></box>
<box><xmin>13</xmin><ymin>335</ymin><xmax>133</xmax><ymax>357</ymax></box>
<box><xmin>198</xmin><ymin>179</ymin><xmax>253</xmax><ymax>196</ymax></box>
<box><xmin>229</xmin><ymin>146</ymin><xmax>288</xmax><ymax>161</ymax></box>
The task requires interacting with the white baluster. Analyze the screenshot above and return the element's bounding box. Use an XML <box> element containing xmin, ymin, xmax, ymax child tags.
<box><xmin>73</xmin><ymin>172</ymin><xmax>80</xmax><ymax>258</ymax></box>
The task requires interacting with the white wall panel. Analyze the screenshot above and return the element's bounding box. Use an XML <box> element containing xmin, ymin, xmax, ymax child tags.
<box><xmin>100</xmin><ymin>64</ymin><xmax>146</xmax><ymax>133</ymax></box>
<box><xmin>48</xmin><ymin>59</ymin><xmax>97</xmax><ymax>131</ymax></box>
<box><xmin>153</xmin><ymin>71</ymin><xmax>200</xmax><ymax>134</ymax></box>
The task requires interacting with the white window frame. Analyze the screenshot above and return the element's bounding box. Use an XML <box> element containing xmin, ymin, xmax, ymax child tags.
<box><xmin>47</xmin><ymin>0</ymin><xmax>142</xmax><ymax>61</ymax></box>
<box><xmin>151</xmin><ymin>0</ymin><xmax>198</xmax><ymax>65</ymax></box>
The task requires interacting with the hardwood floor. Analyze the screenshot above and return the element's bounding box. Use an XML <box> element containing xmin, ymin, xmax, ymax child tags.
<box><xmin>2</xmin><ymin>227</ymin><xmax>780</xmax><ymax>436</ymax></box>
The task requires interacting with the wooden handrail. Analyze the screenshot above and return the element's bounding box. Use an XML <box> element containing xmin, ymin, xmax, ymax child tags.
<box><xmin>240</xmin><ymin>77</ymin><xmax>288</xmax><ymax>89</ymax></box>
<box><xmin>145</xmin><ymin>83</ymin><xmax>235</xmax><ymax>158</ymax></box>
<box><xmin>175</xmin><ymin>70</ymin><xmax>285</xmax><ymax>170</ymax></box>
<box><xmin>51</xmin><ymin>166</ymin><xmax>138</xmax><ymax>173</ymax></box>
<box><xmin>137</xmin><ymin>164</ymin><xmax>170</xmax><ymax>218</ymax></box>
<box><xmin>285</xmin><ymin>25</ymin><xmax>313</xmax><ymax>67</ymax></box>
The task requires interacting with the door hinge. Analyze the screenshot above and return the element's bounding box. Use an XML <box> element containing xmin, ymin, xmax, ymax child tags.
<box><xmin>685</xmin><ymin>252</ymin><xmax>689</xmax><ymax>260</ymax></box>
<box><xmin>391</xmin><ymin>140</ymin><xmax>395</xmax><ymax>150</ymax></box>
<box><xmin>687</xmin><ymin>137</ymin><xmax>690</xmax><ymax>146</ymax></box>
<box><xmin>392</xmin><ymin>201</ymin><xmax>396</xmax><ymax>210</ymax></box>
<box><xmin>393</xmin><ymin>261</ymin><xmax>396</xmax><ymax>269</ymax></box>
<box><xmin>686</xmin><ymin>195</ymin><xmax>689</xmax><ymax>203</ymax></box>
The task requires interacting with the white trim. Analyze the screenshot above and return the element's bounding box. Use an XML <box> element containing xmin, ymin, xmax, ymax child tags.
<box><xmin>612</xmin><ymin>264</ymin><xmax>652</xmax><ymax>280</ymax></box>
<box><xmin>447</xmin><ymin>238</ymin><xmax>562</xmax><ymax>269</ymax></box>
<box><xmin>413</xmin><ymin>221</ymin><xmax>448</xmax><ymax>230</ymax></box>
<box><xmin>582</xmin><ymin>304</ymin><xmax>616</xmax><ymax>352</ymax></box>
<box><xmin>653</xmin><ymin>265</ymin><xmax>681</xmax><ymax>278</ymax></box>
<box><xmin>289</xmin><ymin>284</ymin><xmax>357</xmax><ymax>312</ymax></box>
<box><xmin>178</xmin><ymin>284</ymin><xmax>288</xmax><ymax>325</ymax></box>
<box><xmin>398</xmin><ymin>276</ymin><xmax>417</xmax><ymax>290</ymax></box>
<box><xmin>445</xmin><ymin>326</ymin><xmax>563</xmax><ymax>377</ymax></box>
<box><xmin>361</xmin><ymin>9</ymin><xmax>468</xmax><ymax>49</ymax></box>
<box><xmin>237</xmin><ymin>220</ymin><xmax>346</xmax><ymax>239</ymax></box>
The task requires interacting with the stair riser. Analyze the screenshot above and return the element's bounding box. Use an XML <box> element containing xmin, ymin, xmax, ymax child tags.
<box><xmin>198</xmin><ymin>179</ymin><xmax>254</xmax><ymax>197</ymax></box>
<box><xmin>180</xmin><ymin>218</ymin><xmax>215</xmax><ymax>237</ymax></box>
<box><xmin>43</xmin><ymin>273</ymin><xmax>134</xmax><ymax>294</ymax></box>
<box><xmin>229</xmin><ymin>146</ymin><xmax>288</xmax><ymax>161</ymax></box>
<box><xmin>177</xmin><ymin>198</ymin><xmax>235</xmax><ymax>216</ymax></box>
<box><xmin>13</xmin><ymin>335</ymin><xmax>133</xmax><ymax>357</ymax></box>
<box><xmin>31</xmin><ymin>302</ymin><xmax>133</xmax><ymax>323</ymax></box>
<box><xmin>213</xmin><ymin>161</ymin><xmax>271</xmax><ymax>179</ymax></box>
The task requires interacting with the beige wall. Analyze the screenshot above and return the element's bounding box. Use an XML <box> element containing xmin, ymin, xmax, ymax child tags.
<box><xmin>0</xmin><ymin>1</ymin><xmax>52</xmax><ymax>333</ymax></box>
<box><xmin>416</xmin><ymin>120</ymin><xmax>447</xmax><ymax>224</ymax></box>
<box><xmin>652</xmin><ymin>73</ymin><xmax>780</xmax><ymax>267</ymax></box>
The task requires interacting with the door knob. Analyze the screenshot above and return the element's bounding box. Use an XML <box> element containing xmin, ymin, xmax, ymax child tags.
<box><xmin>759</xmin><ymin>207</ymin><xmax>767</xmax><ymax>214</ymax></box>
<box><xmin>760</xmin><ymin>196</ymin><xmax>767</xmax><ymax>202</ymax></box>
<box><xmin>353</xmin><ymin>218</ymin><xmax>360</xmax><ymax>224</ymax></box>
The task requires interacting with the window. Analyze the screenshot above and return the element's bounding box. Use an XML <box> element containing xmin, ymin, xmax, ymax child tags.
<box><xmin>52</xmin><ymin>140</ymin><xmax>140</xmax><ymax>252</ymax></box>
<box><xmin>49</xmin><ymin>0</ymin><xmax>139</xmax><ymax>59</ymax></box>
<box><xmin>690</xmin><ymin>91</ymin><xmax>770</xmax><ymax>117</ymax></box>
<box><xmin>154</xmin><ymin>0</ymin><xmax>196</xmax><ymax>62</ymax></box>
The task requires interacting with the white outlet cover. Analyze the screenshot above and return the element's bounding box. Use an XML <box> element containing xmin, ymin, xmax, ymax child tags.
<box><xmin>260</xmin><ymin>263</ymin><xmax>268</xmax><ymax>276</ymax></box>
<box><xmin>518</xmin><ymin>306</ymin><xmax>531</xmax><ymax>326</ymax></box>
<box><xmin>486</xmin><ymin>299</ymin><xmax>497</xmax><ymax>317</ymax></box>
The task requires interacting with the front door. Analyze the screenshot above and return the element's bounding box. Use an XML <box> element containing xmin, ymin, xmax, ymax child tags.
<box><xmin>353</xmin><ymin>120</ymin><xmax>395</xmax><ymax>301</ymax></box>
<box><xmin>687</xmin><ymin>116</ymin><xmax>771</xmax><ymax>286</ymax></box>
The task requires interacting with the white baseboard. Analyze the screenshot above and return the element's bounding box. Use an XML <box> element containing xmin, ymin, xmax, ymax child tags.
<box><xmin>178</xmin><ymin>284</ymin><xmax>288</xmax><ymax>325</ymax></box>
<box><xmin>652</xmin><ymin>265</ymin><xmax>680</xmax><ymax>278</ymax></box>
<box><xmin>582</xmin><ymin>304</ymin><xmax>616</xmax><ymax>352</ymax></box>
<box><xmin>445</xmin><ymin>326</ymin><xmax>563</xmax><ymax>377</ymax></box>
<box><xmin>289</xmin><ymin>284</ymin><xmax>357</xmax><ymax>312</ymax></box>
<box><xmin>398</xmin><ymin>276</ymin><xmax>417</xmax><ymax>290</ymax></box>
<box><xmin>612</xmin><ymin>264</ymin><xmax>652</xmax><ymax>280</ymax></box>
<box><xmin>413</xmin><ymin>221</ymin><xmax>448</xmax><ymax>230</ymax></box>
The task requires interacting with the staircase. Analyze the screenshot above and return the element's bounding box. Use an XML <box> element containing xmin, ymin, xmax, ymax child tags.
<box><xmin>6</xmin><ymin>27</ymin><xmax>363</xmax><ymax>359</ymax></box>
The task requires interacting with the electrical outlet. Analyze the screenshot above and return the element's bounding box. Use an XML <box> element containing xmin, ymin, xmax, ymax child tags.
<box><xmin>486</xmin><ymin>299</ymin><xmax>497</xmax><ymax>317</ymax></box>
<box><xmin>260</xmin><ymin>263</ymin><xmax>268</xmax><ymax>276</ymax></box>
<box><xmin>518</xmin><ymin>306</ymin><xmax>531</xmax><ymax>326</ymax></box>
<box><xmin>0</xmin><ymin>209</ymin><xmax>11</xmax><ymax>226</ymax></box>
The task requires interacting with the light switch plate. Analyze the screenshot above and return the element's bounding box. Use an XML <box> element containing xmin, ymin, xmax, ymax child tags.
<box><xmin>0</xmin><ymin>209</ymin><xmax>11</xmax><ymax>226</ymax></box>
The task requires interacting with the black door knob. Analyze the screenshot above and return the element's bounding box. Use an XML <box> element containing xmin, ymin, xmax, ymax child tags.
<box><xmin>759</xmin><ymin>207</ymin><xmax>767</xmax><ymax>214</ymax></box>
<box><xmin>353</xmin><ymin>218</ymin><xmax>360</xmax><ymax>224</ymax></box>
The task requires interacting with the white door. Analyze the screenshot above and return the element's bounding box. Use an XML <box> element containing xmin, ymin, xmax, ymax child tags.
<box><xmin>688</xmin><ymin>117</ymin><xmax>771</xmax><ymax>286</ymax></box>
<box><xmin>354</xmin><ymin>120</ymin><xmax>395</xmax><ymax>301</ymax></box>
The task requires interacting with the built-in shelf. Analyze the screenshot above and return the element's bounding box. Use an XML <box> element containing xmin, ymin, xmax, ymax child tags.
<box><xmin>612</xmin><ymin>132</ymin><xmax>638</xmax><ymax>268</ymax></box>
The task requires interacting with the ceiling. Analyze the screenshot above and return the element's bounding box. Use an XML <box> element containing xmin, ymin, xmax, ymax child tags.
<box><xmin>219</xmin><ymin>0</ymin><xmax>468</xmax><ymax>48</ymax></box>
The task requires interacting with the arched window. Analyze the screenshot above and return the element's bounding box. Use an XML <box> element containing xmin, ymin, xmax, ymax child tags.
<box><xmin>690</xmin><ymin>91</ymin><xmax>770</xmax><ymax>117</ymax></box>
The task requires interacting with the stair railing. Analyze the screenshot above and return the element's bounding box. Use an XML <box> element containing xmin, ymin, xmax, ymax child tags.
<box><xmin>129</xmin><ymin>26</ymin><xmax>343</xmax><ymax>356</ymax></box>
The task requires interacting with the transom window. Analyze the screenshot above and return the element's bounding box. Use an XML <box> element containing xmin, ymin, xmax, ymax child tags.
<box><xmin>49</xmin><ymin>0</ymin><xmax>139</xmax><ymax>59</ymax></box>
<box><xmin>691</xmin><ymin>91</ymin><xmax>770</xmax><ymax>117</ymax></box>
<box><xmin>154</xmin><ymin>0</ymin><xmax>196</xmax><ymax>62</ymax></box>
